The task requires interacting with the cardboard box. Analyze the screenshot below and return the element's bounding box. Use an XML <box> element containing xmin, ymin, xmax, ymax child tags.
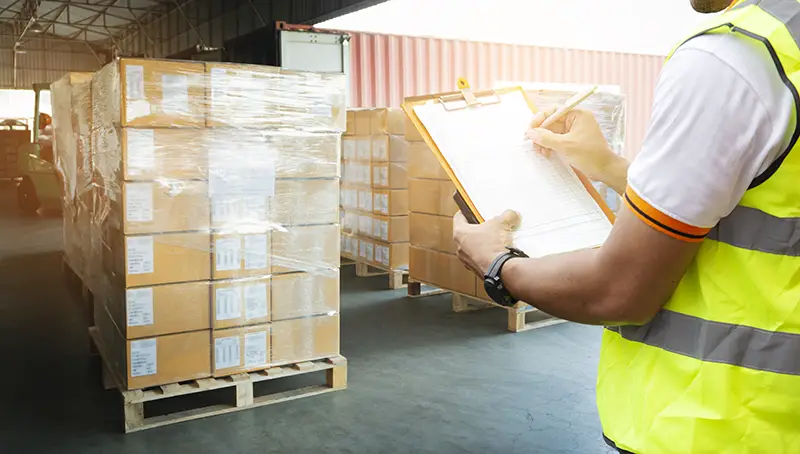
<box><xmin>386</xmin><ymin>108</ymin><xmax>406</xmax><ymax>135</ymax></box>
<box><xmin>206</xmin><ymin>63</ymin><xmax>345</xmax><ymax>130</ymax></box>
<box><xmin>356</xmin><ymin>212</ymin><xmax>409</xmax><ymax>243</ymax></box>
<box><xmin>404</xmin><ymin>114</ymin><xmax>425</xmax><ymax>142</ymax></box>
<box><xmin>121</xmin><ymin>128</ymin><xmax>209</xmax><ymax>180</ymax></box>
<box><xmin>372</xmin><ymin>162</ymin><xmax>408</xmax><ymax>189</ymax></box>
<box><xmin>103</xmin><ymin>280</ymin><xmax>211</xmax><ymax>339</ymax></box>
<box><xmin>439</xmin><ymin>252</ymin><xmax>478</xmax><ymax>296</ymax></box>
<box><xmin>204</xmin><ymin>63</ymin><xmax>280</xmax><ymax>128</ymax></box>
<box><xmin>342</xmin><ymin>160</ymin><xmax>371</xmax><ymax>186</ymax></box>
<box><xmin>118</xmin><ymin>58</ymin><xmax>207</xmax><ymax>128</ymax></box>
<box><xmin>409</xmin><ymin>179</ymin><xmax>458</xmax><ymax>216</ymax></box>
<box><xmin>372</xmin><ymin>134</ymin><xmax>409</xmax><ymax>162</ymax></box>
<box><xmin>212</xmin><ymin>276</ymin><xmax>271</xmax><ymax>329</ymax></box>
<box><xmin>362</xmin><ymin>238</ymin><xmax>409</xmax><ymax>270</ymax></box>
<box><xmin>271</xmin><ymin>315</ymin><xmax>340</xmax><ymax>366</ymax></box>
<box><xmin>273</xmin><ymin>179</ymin><xmax>339</xmax><ymax>225</ymax></box>
<box><xmin>340</xmin><ymin>233</ymin><xmax>359</xmax><ymax>260</ymax></box>
<box><xmin>341</xmin><ymin>210</ymin><xmax>358</xmax><ymax>234</ymax></box>
<box><xmin>272</xmin><ymin>224</ymin><xmax>339</xmax><ymax>274</ymax></box>
<box><xmin>370</xmin><ymin>214</ymin><xmax>409</xmax><ymax>243</ymax></box>
<box><xmin>96</xmin><ymin>303</ymin><xmax>211</xmax><ymax>390</ymax></box>
<box><xmin>272</xmin><ymin>272</ymin><xmax>340</xmax><ymax>320</ymax></box>
<box><xmin>410</xmin><ymin>212</ymin><xmax>455</xmax><ymax>254</ymax></box>
<box><xmin>353</xmin><ymin>110</ymin><xmax>371</xmax><ymax>136</ymax></box>
<box><xmin>358</xmin><ymin>238</ymin><xmax>375</xmax><ymax>263</ymax></box>
<box><xmin>408</xmin><ymin>141</ymin><xmax>449</xmax><ymax>180</ymax></box>
<box><xmin>212</xmin><ymin>324</ymin><xmax>271</xmax><ymax>377</ymax></box>
<box><xmin>340</xmin><ymin>186</ymin><xmax>359</xmax><ymax>210</ymax></box>
<box><xmin>342</xmin><ymin>136</ymin><xmax>357</xmax><ymax>160</ymax></box>
<box><xmin>373</xmin><ymin>189</ymin><xmax>409</xmax><ymax>216</ymax></box>
<box><xmin>358</xmin><ymin>188</ymin><xmax>373</xmax><ymax>212</ymax></box>
<box><xmin>210</xmin><ymin>195</ymin><xmax>270</xmax><ymax>230</ymax></box>
<box><xmin>345</xmin><ymin>110</ymin><xmax>356</xmax><ymax>136</ymax></box>
<box><xmin>369</xmin><ymin>109</ymin><xmax>387</xmax><ymax>134</ymax></box>
<box><xmin>121</xmin><ymin>181</ymin><xmax>210</xmax><ymax>234</ymax></box>
<box><xmin>212</xmin><ymin>232</ymin><xmax>271</xmax><ymax>280</ymax></box>
<box><xmin>273</xmin><ymin>133</ymin><xmax>340</xmax><ymax>179</ymax></box>
<box><xmin>409</xmin><ymin>247</ymin><xmax>475</xmax><ymax>296</ymax></box>
<box><xmin>106</xmin><ymin>231</ymin><xmax>211</xmax><ymax>288</ymax></box>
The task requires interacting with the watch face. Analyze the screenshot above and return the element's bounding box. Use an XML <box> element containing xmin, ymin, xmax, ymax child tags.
<box><xmin>483</xmin><ymin>278</ymin><xmax>506</xmax><ymax>305</ymax></box>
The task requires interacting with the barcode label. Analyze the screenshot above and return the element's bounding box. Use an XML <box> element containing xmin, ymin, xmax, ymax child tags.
<box><xmin>215</xmin><ymin>238</ymin><xmax>241</xmax><ymax>271</ymax></box>
<box><xmin>126</xmin><ymin>288</ymin><xmax>154</xmax><ymax>327</ymax></box>
<box><xmin>125</xmin><ymin>65</ymin><xmax>145</xmax><ymax>100</ymax></box>
<box><xmin>244</xmin><ymin>234</ymin><xmax>268</xmax><ymax>270</ymax></box>
<box><xmin>244</xmin><ymin>283</ymin><xmax>268</xmax><ymax>320</ymax></box>
<box><xmin>376</xmin><ymin>245</ymin><xmax>390</xmax><ymax>267</ymax></box>
<box><xmin>125</xmin><ymin>183</ymin><xmax>154</xmax><ymax>223</ymax></box>
<box><xmin>215</xmin><ymin>336</ymin><xmax>241</xmax><ymax>370</ymax></box>
<box><xmin>126</xmin><ymin>129</ymin><xmax>155</xmax><ymax>171</ymax></box>
<box><xmin>359</xmin><ymin>190</ymin><xmax>373</xmax><ymax>212</ymax></box>
<box><xmin>215</xmin><ymin>287</ymin><xmax>242</xmax><ymax>321</ymax></box>
<box><xmin>130</xmin><ymin>338</ymin><xmax>157</xmax><ymax>377</ymax></box>
<box><xmin>126</xmin><ymin>236</ymin><xmax>154</xmax><ymax>275</ymax></box>
<box><xmin>244</xmin><ymin>331</ymin><xmax>268</xmax><ymax>368</ymax></box>
<box><xmin>374</xmin><ymin>193</ymin><xmax>389</xmax><ymax>214</ymax></box>
<box><xmin>375</xmin><ymin>219</ymin><xmax>389</xmax><ymax>241</ymax></box>
<box><xmin>373</xmin><ymin>138</ymin><xmax>388</xmax><ymax>160</ymax></box>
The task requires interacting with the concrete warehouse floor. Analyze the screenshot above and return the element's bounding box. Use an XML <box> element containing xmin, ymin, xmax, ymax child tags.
<box><xmin>0</xmin><ymin>182</ymin><xmax>613</xmax><ymax>454</ymax></box>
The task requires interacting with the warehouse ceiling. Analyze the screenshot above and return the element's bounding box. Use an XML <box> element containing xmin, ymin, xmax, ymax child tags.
<box><xmin>0</xmin><ymin>0</ymin><xmax>169</xmax><ymax>43</ymax></box>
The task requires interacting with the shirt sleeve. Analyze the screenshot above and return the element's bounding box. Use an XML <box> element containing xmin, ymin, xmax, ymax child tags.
<box><xmin>626</xmin><ymin>44</ymin><xmax>782</xmax><ymax>242</ymax></box>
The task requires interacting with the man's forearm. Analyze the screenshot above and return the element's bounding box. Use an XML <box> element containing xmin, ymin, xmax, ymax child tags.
<box><xmin>500</xmin><ymin>249</ymin><xmax>629</xmax><ymax>325</ymax></box>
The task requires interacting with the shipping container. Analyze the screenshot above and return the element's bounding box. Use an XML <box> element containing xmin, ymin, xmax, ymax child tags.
<box><xmin>346</xmin><ymin>31</ymin><xmax>664</xmax><ymax>158</ymax></box>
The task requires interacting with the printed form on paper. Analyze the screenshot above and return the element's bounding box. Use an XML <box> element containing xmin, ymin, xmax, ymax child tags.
<box><xmin>412</xmin><ymin>89</ymin><xmax>612</xmax><ymax>258</ymax></box>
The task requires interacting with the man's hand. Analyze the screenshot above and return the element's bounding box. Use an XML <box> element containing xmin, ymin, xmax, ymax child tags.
<box><xmin>527</xmin><ymin>108</ymin><xmax>629</xmax><ymax>195</ymax></box>
<box><xmin>453</xmin><ymin>210</ymin><xmax>521</xmax><ymax>276</ymax></box>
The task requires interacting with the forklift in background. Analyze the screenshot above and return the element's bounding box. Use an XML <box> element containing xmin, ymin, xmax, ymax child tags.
<box><xmin>16</xmin><ymin>83</ymin><xmax>61</xmax><ymax>215</ymax></box>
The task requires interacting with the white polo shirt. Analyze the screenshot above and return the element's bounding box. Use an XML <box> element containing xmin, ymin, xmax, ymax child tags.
<box><xmin>625</xmin><ymin>32</ymin><xmax>795</xmax><ymax>240</ymax></box>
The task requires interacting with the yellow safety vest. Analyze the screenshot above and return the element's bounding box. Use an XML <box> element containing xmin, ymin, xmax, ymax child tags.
<box><xmin>597</xmin><ymin>1</ymin><xmax>800</xmax><ymax>453</ymax></box>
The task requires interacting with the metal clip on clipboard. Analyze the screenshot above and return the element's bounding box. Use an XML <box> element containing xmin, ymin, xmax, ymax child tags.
<box><xmin>440</xmin><ymin>78</ymin><xmax>499</xmax><ymax>224</ymax></box>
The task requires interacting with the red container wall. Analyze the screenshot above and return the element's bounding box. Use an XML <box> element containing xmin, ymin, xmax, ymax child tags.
<box><xmin>348</xmin><ymin>32</ymin><xmax>665</xmax><ymax>158</ymax></box>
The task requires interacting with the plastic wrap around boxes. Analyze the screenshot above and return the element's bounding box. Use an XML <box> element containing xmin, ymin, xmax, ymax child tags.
<box><xmin>55</xmin><ymin>58</ymin><xmax>345</xmax><ymax>390</ymax></box>
<box><xmin>340</xmin><ymin>108</ymin><xmax>409</xmax><ymax>271</ymax></box>
<box><xmin>408</xmin><ymin>84</ymin><xmax>626</xmax><ymax>300</ymax></box>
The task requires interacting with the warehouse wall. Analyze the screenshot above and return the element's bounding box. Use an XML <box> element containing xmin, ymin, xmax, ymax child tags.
<box><xmin>118</xmin><ymin>0</ymin><xmax>386</xmax><ymax>60</ymax></box>
<box><xmin>347</xmin><ymin>32</ymin><xmax>665</xmax><ymax>159</ymax></box>
<box><xmin>0</xmin><ymin>37</ymin><xmax>103</xmax><ymax>89</ymax></box>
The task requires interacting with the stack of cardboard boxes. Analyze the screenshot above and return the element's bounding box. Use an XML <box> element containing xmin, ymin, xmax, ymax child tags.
<box><xmin>79</xmin><ymin>58</ymin><xmax>343</xmax><ymax>390</ymax></box>
<box><xmin>52</xmin><ymin>72</ymin><xmax>94</xmax><ymax>286</ymax></box>
<box><xmin>340</xmin><ymin>108</ymin><xmax>410</xmax><ymax>272</ymax></box>
<box><xmin>406</xmin><ymin>124</ymin><xmax>492</xmax><ymax>301</ymax></box>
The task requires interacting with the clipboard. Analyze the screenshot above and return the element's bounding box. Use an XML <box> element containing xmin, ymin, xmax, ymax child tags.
<box><xmin>402</xmin><ymin>78</ymin><xmax>616</xmax><ymax>257</ymax></box>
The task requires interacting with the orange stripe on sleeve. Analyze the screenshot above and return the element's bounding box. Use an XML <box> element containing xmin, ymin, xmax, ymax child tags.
<box><xmin>624</xmin><ymin>186</ymin><xmax>710</xmax><ymax>242</ymax></box>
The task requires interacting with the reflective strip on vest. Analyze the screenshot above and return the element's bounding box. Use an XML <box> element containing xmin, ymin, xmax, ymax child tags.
<box><xmin>607</xmin><ymin>310</ymin><xmax>800</xmax><ymax>376</ymax></box>
<box><xmin>734</xmin><ymin>0</ymin><xmax>800</xmax><ymax>47</ymax></box>
<box><xmin>709</xmin><ymin>205</ymin><xmax>800</xmax><ymax>256</ymax></box>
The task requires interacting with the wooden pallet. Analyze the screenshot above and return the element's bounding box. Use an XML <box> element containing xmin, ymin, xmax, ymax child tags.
<box><xmin>407</xmin><ymin>280</ymin><xmax>567</xmax><ymax>333</ymax></box>
<box><xmin>89</xmin><ymin>327</ymin><xmax>347</xmax><ymax>433</ymax></box>
<box><xmin>354</xmin><ymin>261</ymin><xmax>409</xmax><ymax>290</ymax></box>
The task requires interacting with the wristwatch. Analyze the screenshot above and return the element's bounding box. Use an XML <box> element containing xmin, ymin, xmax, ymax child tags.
<box><xmin>483</xmin><ymin>247</ymin><xmax>528</xmax><ymax>307</ymax></box>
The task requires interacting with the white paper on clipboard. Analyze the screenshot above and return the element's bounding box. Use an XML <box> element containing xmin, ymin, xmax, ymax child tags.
<box><xmin>411</xmin><ymin>89</ymin><xmax>612</xmax><ymax>258</ymax></box>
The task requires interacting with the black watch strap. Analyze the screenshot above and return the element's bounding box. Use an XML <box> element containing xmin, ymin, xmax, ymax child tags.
<box><xmin>484</xmin><ymin>247</ymin><xmax>528</xmax><ymax>307</ymax></box>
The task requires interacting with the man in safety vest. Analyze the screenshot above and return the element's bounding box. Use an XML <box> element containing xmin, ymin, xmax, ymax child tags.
<box><xmin>453</xmin><ymin>0</ymin><xmax>800</xmax><ymax>452</ymax></box>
